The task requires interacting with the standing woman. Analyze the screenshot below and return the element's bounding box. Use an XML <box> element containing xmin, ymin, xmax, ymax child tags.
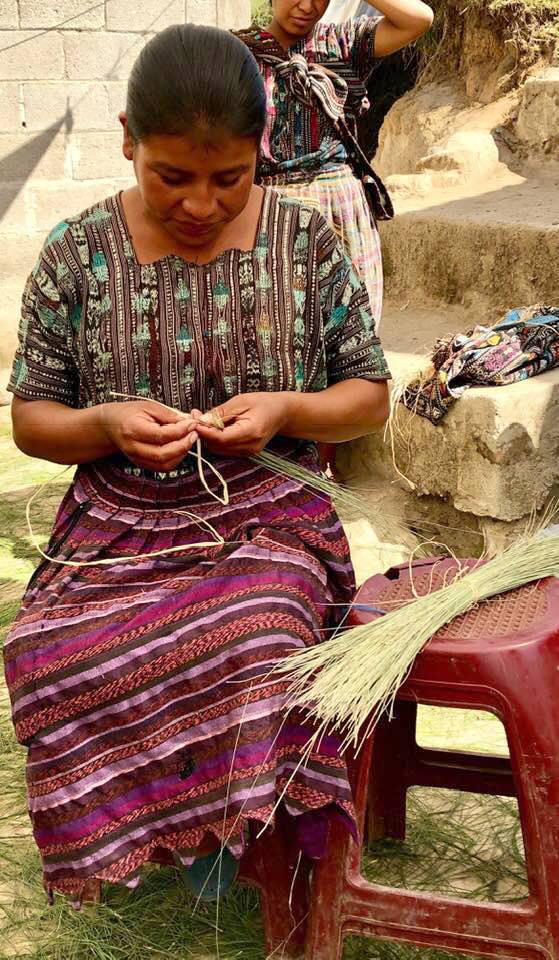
<box><xmin>4</xmin><ymin>25</ymin><xmax>389</xmax><ymax>904</ymax></box>
<box><xmin>238</xmin><ymin>0</ymin><xmax>434</xmax><ymax>328</ymax></box>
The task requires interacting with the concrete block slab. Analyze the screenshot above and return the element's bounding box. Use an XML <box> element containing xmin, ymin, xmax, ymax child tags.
<box><xmin>0</xmin><ymin>31</ymin><xmax>65</xmax><ymax>80</ymax></box>
<box><xmin>29</xmin><ymin>176</ymin><xmax>132</xmax><ymax>231</ymax></box>
<box><xmin>19</xmin><ymin>0</ymin><xmax>105</xmax><ymax>29</ymax></box>
<box><xmin>0</xmin><ymin>81</ymin><xmax>22</xmax><ymax>132</ymax></box>
<box><xmin>186</xmin><ymin>0</ymin><xmax>216</xmax><ymax>24</ymax></box>
<box><xmin>69</xmin><ymin>131</ymin><xmax>131</xmax><ymax>179</ymax></box>
<box><xmin>106</xmin><ymin>0</ymin><xmax>184</xmax><ymax>32</ymax></box>
<box><xmin>64</xmin><ymin>31</ymin><xmax>146</xmax><ymax>81</ymax></box>
<box><xmin>341</xmin><ymin>344</ymin><xmax>559</xmax><ymax>523</ymax></box>
<box><xmin>0</xmin><ymin>130</ymin><xmax>68</xmax><ymax>181</ymax></box>
<box><xmin>216</xmin><ymin>0</ymin><xmax>251</xmax><ymax>29</ymax></box>
<box><xmin>23</xmin><ymin>81</ymin><xmax>110</xmax><ymax>132</ymax></box>
<box><xmin>0</xmin><ymin>0</ymin><xmax>18</xmax><ymax>28</ymax></box>
<box><xmin>0</xmin><ymin>184</ymin><xmax>32</xmax><ymax>234</ymax></box>
<box><xmin>106</xmin><ymin>81</ymin><xmax>128</xmax><ymax>120</ymax></box>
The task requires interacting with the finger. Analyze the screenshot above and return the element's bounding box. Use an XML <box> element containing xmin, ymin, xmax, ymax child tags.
<box><xmin>126</xmin><ymin>419</ymin><xmax>167</xmax><ymax>446</ymax></box>
<box><xmin>199</xmin><ymin>404</ymin><xmax>226</xmax><ymax>429</ymax></box>
<box><xmin>145</xmin><ymin>400</ymin><xmax>190</xmax><ymax>426</ymax></box>
<box><xmin>130</xmin><ymin>433</ymin><xmax>198</xmax><ymax>469</ymax></box>
<box><xmin>128</xmin><ymin>413</ymin><xmax>194</xmax><ymax>447</ymax></box>
<box><xmin>196</xmin><ymin>420</ymin><xmax>250</xmax><ymax>444</ymax></box>
<box><xmin>157</xmin><ymin>418</ymin><xmax>196</xmax><ymax>444</ymax></box>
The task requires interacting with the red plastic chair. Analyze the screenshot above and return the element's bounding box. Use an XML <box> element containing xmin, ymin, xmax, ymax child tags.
<box><xmin>305</xmin><ymin>557</ymin><xmax>559</xmax><ymax>960</ymax></box>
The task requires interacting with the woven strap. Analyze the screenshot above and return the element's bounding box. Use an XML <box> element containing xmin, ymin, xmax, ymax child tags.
<box><xmin>272</xmin><ymin>54</ymin><xmax>347</xmax><ymax>123</ymax></box>
<box><xmin>238</xmin><ymin>28</ymin><xmax>394</xmax><ymax>222</ymax></box>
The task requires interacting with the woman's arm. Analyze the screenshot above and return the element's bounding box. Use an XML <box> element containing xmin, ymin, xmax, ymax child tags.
<box><xmin>282</xmin><ymin>379</ymin><xmax>389</xmax><ymax>442</ymax></box>
<box><xmin>192</xmin><ymin>379</ymin><xmax>390</xmax><ymax>457</ymax></box>
<box><xmin>368</xmin><ymin>0</ymin><xmax>434</xmax><ymax>58</ymax></box>
<box><xmin>12</xmin><ymin>397</ymin><xmax>198</xmax><ymax>472</ymax></box>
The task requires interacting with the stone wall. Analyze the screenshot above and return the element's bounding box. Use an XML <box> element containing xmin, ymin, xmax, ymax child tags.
<box><xmin>0</xmin><ymin>0</ymin><xmax>252</xmax><ymax>367</ymax></box>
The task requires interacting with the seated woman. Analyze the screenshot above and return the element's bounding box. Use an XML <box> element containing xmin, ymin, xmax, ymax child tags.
<box><xmin>4</xmin><ymin>24</ymin><xmax>389</xmax><ymax>904</ymax></box>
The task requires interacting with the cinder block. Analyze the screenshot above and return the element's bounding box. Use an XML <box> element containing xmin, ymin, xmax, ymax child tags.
<box><xmin>0</xmin><ymin>229</ymin><xmax>44</xmax><ymax>359</ymax></box>
<box><xmin>0</xmin><ymin>31</ymin><xmax>65</xmax><ymax>80</ymax></box>
<box><xmin>0</xmin><ymin>82</ymin><xmax>22</xmax><ymax>131</ymax></box>
<box><xmin>0</xmin><ymin>130</ymin><xmax>68</xmax><ymax>181</ymax></box>
<box><xmin>23</xmin><ymin>81</ymin><xmax>110</xmax><ymax>131</ymax></box>
<box><xmin>29</xmin><ymin>176</ymin><xmax>132</xmax><ymax>231</ymax></box>
<box><xmin>19</xmin><ymin>0</ymin><xmax>105</xmax><ymax>29</ymax></box>
<box><xmin>216</xmin><ymin>0</ymin><xmax>251</xmax><ymax>29</ymax></box>
<box><xmin>106</xmin><ymin>0</ymin><xmax>184</xmax><ymax>32</ymax></box>
<box><xmin>0</xmin><ymin>0</ymin><xmax>18</xmax><ymax>28</ymax></box>
<box><xmin>0</xmin><ymin>184</ymin><xmax>32</xmax><ymax>235</ymax></box>
<box><xmin>106</xmin><ymin>81</ymin><xmax>128</xmax><ymax>120</ymax></box>
<box><xmin>69</xmin><ymin>131</ymin><xmax>132</xmax><ymax>180</ymax></box>
<box><xmin>185</xmin><ymin>0</ymin><xmax>216</xmax><ymax>25</ymax></box>
<box><xmin>0</xmin><ymin>231</ymin><xmax>44</xmax><ymax>287</ymax></box>
<box><xmin>0</xmin><ymin>301</ymin><xmax>20</xmax><ymax>366</ymax></box>
<box><xmin>64</xmin><ymin>31</ymin><xmax>147</xmax><ymax>81</ymax></box>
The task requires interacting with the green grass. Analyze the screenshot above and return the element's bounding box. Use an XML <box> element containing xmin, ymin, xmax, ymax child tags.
<box><xmin>0</xmin><ymin>408</ymin><xmax>527</xmax><ymax>959</ymax></box>
<box><xmin>251</xmin><ymin>0</ymin><xmax>269</xmax><ymax>28</ymax></box>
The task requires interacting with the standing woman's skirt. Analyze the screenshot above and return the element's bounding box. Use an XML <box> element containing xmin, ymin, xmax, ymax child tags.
<box><xmin>3</xmin><ymin>441</ymin><xmax>356</xmax><ymax>899</ymax></box>
<box><xmin>265</xmin><ymin>165</ymin><xmax>383</xmax><ymax>330</ymax></box>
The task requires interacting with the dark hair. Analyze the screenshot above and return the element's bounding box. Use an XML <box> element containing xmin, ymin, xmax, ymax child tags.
<box><xmin>126</xmin><ymin>24</ymin><xmax>267</xmax><ymax>144</ymax></box>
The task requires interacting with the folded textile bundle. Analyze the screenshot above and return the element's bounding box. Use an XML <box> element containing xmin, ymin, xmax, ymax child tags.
<box><xmin>402</xmin><ymin>305</ymin><xmax>559</xmax><ymax>424</ymax></box>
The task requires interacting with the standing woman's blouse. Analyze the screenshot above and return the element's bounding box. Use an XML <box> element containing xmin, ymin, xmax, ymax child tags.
<box><xmin>242</xmin><ymin>17</ymin><xmax>379</xmax><ymax>183</ymax></box>
<box><xmin>8</xmin><ymin>189</ymin><xmax>389</xmax><ymax>417</ymax></box>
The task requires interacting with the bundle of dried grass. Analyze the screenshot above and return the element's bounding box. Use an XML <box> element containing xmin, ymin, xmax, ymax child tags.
<box><xmin>280</xmin><ymin>534</ymin><xmax>559</xmax><ymax>751</ymax></box>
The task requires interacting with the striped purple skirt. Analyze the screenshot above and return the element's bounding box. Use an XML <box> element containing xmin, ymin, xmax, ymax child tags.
<box><xmin>4</xmin><ymin>442</ymin><xmax>355</xmax><ymax>898</ymax></box>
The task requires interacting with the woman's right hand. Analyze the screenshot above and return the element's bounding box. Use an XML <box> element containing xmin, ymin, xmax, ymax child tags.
<box><xmin>99</xmin><ymin>401</ymin><xmax>198</xmax><ymax>472</ymax></box>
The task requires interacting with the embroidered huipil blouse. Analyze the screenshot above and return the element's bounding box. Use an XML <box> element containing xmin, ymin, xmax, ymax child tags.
<box><xmin>243</xmin><ymin>17</ymin><xmax>379</xmax><ymax>182</ymax></box>
<box><xmin>9</xmin><ymin>189</ymin><xmax>389</xmax><ymax>420</ymax></box>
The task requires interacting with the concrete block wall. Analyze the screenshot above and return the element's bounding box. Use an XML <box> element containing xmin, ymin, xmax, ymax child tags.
<box><xmin>0</xmin><ymin>0</ymin><xmax>252</xmax><ymax>367</ymax></box>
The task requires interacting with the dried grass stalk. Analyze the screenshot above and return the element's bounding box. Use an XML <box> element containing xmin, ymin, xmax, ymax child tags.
<box><xmin>280</xmin><ymin>535</ymin><xmax>559</xmax><ymax>751</ymax></box>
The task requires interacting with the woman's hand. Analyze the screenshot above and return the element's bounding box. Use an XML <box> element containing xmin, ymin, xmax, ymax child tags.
<box><xmin>100</xmin><ymin>401</ymin><xmax>198</xmax><ymax>472</ymax></box>
<box><xmin>191</xmin><ymin>392</ymin><xmax>293</xmax><ymax>457</ymax></box>
<box><xmin>192</xmin><ymin>380</ymin><xmax>389</xmax><ymax>457</ymax></box>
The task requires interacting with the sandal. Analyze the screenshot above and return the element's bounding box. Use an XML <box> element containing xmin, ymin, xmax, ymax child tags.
<box><xmin>183</xmin><ymin>847</ymin><xmax>239</xmax><ymax>901</ymax></box>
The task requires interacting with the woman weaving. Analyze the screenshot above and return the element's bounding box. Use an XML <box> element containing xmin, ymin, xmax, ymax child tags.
<box><xmin>4</xmin><ymin>26</ymin><xmax>389</xmax><ymax>904</ymax></box>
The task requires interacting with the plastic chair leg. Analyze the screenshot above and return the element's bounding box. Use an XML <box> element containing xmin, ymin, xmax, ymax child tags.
<box><xmin>368</xmin><ymin>700</ymin><xmax>417</xmax><ymax>842</ymax></box>
<box><xmin>305</xmin><ymin>818</ymin><xmax>352</xmax><ymax>960</ymax></box>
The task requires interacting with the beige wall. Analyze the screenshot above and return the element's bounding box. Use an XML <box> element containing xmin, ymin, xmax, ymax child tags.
<box><xmin>0</xmin><ymin>0</ymin><xmax>252</xmax><ymax>366</ymax></box>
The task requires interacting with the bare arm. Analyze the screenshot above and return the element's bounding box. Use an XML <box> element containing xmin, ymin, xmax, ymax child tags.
<box><xmin>193</xmin><ymin>379</ymin><xmax>390</xmax><ymax>457</ymax></box>
<box><xmin>13</xmin><ymin>398</ymin><xmax>116</xmax><ymax>464</ymax></box>
<box><xmin>282</xmin><ymin>379</ymin><xmax>389</xmax><ymax>443</ymax></box>
<box><xmin>368</xmin><ymin>0</ymin><xmax>434</xmax><ymax>58</ymax></box>
<box><xmin>11</xmin><ymin>397</ymin><xmax>198</xmax><ymax>472</ymax></box>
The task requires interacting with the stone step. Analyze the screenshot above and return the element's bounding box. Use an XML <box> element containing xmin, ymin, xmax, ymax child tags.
<box><xmin>340</xmin><ymin>301</ymin><xmax>559</xmax><ymax>534</ymax></box>
<box><xmin>379</xmin><ymin>173</ymin><xmax>559</xmax><ymax>316</ymax></box>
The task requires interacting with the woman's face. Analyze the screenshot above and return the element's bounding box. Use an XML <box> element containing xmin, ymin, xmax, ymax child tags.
<box><xmin>271</xmin><ymin>0</ymin><xmax>331</xmax><ymax>37</ymax></box>
<box><xmin>121</xmin><ymin>117</ymin><xmax>258</xmax><ymax>249</ymax></box>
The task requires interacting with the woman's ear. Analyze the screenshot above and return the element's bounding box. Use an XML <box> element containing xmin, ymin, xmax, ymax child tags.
<box><xmin>119</xmin><ymin>113</ymin><xmax>135</xmax><ymax>161</ymax></box>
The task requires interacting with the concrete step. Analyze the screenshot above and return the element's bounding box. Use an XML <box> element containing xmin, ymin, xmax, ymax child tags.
<box><xmin>379</xmin><ymin>171</ymin><xmax>559</xmax><ymax>316</ymax></box>
<box><xmin>340</xmin><ymin>300</ymin><xmax>559</xmax><ymax>544</ymax></box>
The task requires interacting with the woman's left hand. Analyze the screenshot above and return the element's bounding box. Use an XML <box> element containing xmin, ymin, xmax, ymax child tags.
<box><xmin>192</xmin><ymin>392</ymin><xmax>294</xmax><ymax>457</ymax></box>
